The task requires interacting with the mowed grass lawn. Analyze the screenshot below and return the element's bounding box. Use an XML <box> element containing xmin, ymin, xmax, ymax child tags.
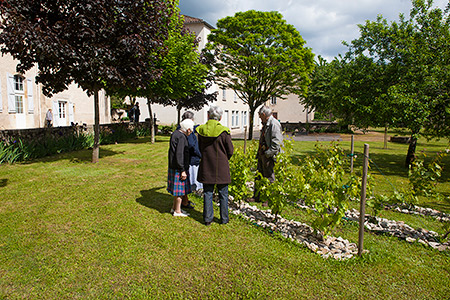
<box><xmin>0</xmin><ymin>134</ymin><xmax>449</xmax><ymax>299</ymax></box>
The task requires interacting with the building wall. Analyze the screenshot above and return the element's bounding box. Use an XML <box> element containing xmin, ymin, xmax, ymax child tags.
<box><xmin>267</xmin><ymin>94</ymin><xmax>314</xmax><ymax>123</ymax></box>
<box><xmin>0</xmin><ymin>54</ymin><xmax>111</xmax><ymax>130</ymax></box>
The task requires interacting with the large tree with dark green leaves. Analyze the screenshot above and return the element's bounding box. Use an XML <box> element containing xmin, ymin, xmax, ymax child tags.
<box><xmin>0</xmin><ymin>0</ymin><xmax>172</xmax><ymax>162</ymax></box>
<box><xmin>206</xmin><ymin>10</ymin><xmax>314</xmax><ymax>140</ymax></box>
<box><xmin>343</xmin><ymin>0</ymin><xmax>450</xmax><ymax>167</ymax></box>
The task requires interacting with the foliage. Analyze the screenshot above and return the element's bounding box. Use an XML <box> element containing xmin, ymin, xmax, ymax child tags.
<box><xmin>110</xmin><ymin>95</ymin><xmax>127</xmax><ymax>110</ymax></box>
<box><xmin>299</xmin><ymin>143</ymin><xmax>361</xmax><ymax>235</ymax></box>
<box><xmin>230</xmin><ymin>140</ymin><xmax>362</xmax><ymax>235</ymax></box>
<box><xmin>229</xmin><ymin>142</ymin><xmax>257</xmax><ymax>202</ymax></box>
<box><xmin>0</xmin><ymin>125</ymin><xmax>150</xmax><ymax>164</ymax></box>
<box><xmin>256</xmin><ymin>140</ymin><xmax>307</xmax><ymax>217</ymax></box>
<box><xmin>206</xmin><ymin>10</ymin><xmax>314</xmax><ymax>139</ymax></box>
<box><xmin>0</xmin><ymin>0</ymin><xmax>172</xmax><ymax>162</ymax></box>
<box><xmin>137</xmin><ymin>2</ymin><xmax>214</xmax><ymax>126</ymax></box>
<box><xmin>343</xmin><ymin>0</ymin><xmax>450</xmax><ymax>166</ymax></box>
<box><xmin>158</xmin><ymin>124</ymin><xmax>177</xmax><ymax>135</ymax></box>
<box><xmin>409</xmin><ymin>151</ymin><xmax>446</xmax><ymax>198</ymax></box>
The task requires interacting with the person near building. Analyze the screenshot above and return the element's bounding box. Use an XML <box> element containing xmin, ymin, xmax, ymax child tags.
<box><xmin>197</xmin><ymin>106</ymin><xmax>234</xmax><ymax>226</ymax></box>
<box><xmin>45</xmin><ymin>109</ymin><xmax>53</xmax><ymax>127</ymax></box>
<box><xmin>134</xmin><ymin>103</ymin><xmax>140</xmax><ymax>123</ymax></box>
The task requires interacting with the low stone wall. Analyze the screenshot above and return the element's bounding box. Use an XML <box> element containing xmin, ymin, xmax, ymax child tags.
<box><xmin>281</xmin><ymin>121</ymin><xmax>339</xmax><ymax>134</ymax></box>
<box><xmin>0</xmin><ymin>121</ymin><xmax>153</xmax><ymax>144</ymax></box>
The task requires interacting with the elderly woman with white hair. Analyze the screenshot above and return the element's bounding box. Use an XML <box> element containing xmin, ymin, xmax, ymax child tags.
<box><xmin>167</xmin><ymin>118</ymin><xmax>195</xmax><ymax>217</ymax></box>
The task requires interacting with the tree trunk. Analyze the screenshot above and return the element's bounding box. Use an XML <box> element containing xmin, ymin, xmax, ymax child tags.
<box><xmin>248</xmin><ymin>109</ymin><xmax>256</xmax><ymax>140</ymax></box>
<box><xmin>384</xmin><ymin>124</ymin><xmax>388</xmax><ymax>149</ymax></box>
<box><xmin>146</xmin><ymin>98</ymin><xmax>155</xmax><ymax>144</ymax></box>
<box><xmin>177</xmin><ymin>106</ymin><xmax>181</xmax><ymax>125</ymax></box>
<box><xmin>92</xmin><ymin>89</ymin><xmax>100</xmax><ymax>163</ymax></box>
<box><xmin>405</xmin><ymin>133</ymin><xmax>418</xmax><ymax>168</ymax></box>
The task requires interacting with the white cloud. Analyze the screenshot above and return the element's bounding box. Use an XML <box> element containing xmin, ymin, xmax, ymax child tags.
<box><xmin>179</xmin><ymin>0</ymin><xmax>449</xmax><ymax>61</ymax></box>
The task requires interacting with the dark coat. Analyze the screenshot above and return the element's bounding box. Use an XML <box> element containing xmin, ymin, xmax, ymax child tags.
<box><xmin>197</xmin><ymin>129</ymin><xmax>234</xmax><ymax>184</ymax></box>
<box><xmin>168</xmin><ymin>130</ymin><xmax>189</xmax><ymax>172</ymax></box>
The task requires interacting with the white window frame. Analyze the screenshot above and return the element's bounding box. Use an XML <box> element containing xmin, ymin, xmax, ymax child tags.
<box><xmin>14</xmin><ymin>75</ymin><xmax>25</xmax><ymax>114</ymax></box>
<box><xmin>222</xmin><ymin>88</ymin><xmax>226</xmax><ymax>101</ymax></box>
<box><xmin>271</xmin><ymin>96</ymin><xmax>277</xmax><ymax>105</ymax></box>
<box><xmin>58</xmin><ymin>101</ymin><xmax>66</xmax><ymax>119</ymax></box>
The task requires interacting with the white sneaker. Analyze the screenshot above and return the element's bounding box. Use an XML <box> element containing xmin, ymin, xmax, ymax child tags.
<box><xmin>170</xmin><ymin>208</ymin><xmax>189</xmax><ymax>215</ymax></box>
<box><xmin>173</xmin><ymin>211</ymin><xmax>189</xmax><ymax>217</ymax></box>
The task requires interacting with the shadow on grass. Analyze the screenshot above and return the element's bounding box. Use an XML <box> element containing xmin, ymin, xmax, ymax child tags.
<box><xmin>122</xmin><ymin>135</ymin><xmax>170</xmax><ymax>144</ymax></box>
<box><xmin>0</xmin><ymin>179</ymin><xmax>7</xmax><ymax>187</ymax></box>
<box><xmin>136</xmin><ymin>186</ymin><xmax>206</xmax><ymax>225</ymax></box>
<box><xmin>21</xmin><ymin>148</ymin><xmax>124</xmax><ymax>165</ymax></box>
<box><xmin>292</xmin><ymin>152</ymin><xmax>411</xmax><ymax>179</ymax></box>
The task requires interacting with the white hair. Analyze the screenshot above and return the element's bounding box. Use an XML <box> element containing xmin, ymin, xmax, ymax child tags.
<box><xmin>179</xmin><ymin>119</ymin><xmax>195</xmax><ymax>133</ymax></box>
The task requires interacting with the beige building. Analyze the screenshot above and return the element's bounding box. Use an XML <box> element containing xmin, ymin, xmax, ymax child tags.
<box><xmin>0</xmin><ymin>53</ymin><xmax>110</xmax><ymax>130</ymax></box>
<box><xmin>267</xmin><ymin>94</ymin><xmax>314</xmax><ymax>124</ymax></box>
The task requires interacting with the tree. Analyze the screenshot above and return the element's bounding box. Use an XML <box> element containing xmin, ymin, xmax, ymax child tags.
<box><xmin>206</xmin><ymin>10</ymin><xmax>314</xmax><ymax>140</ymax></box>
<box><xmin>135</xmin><ymin>3</ymin><xmax>214</xmax><ymax>143</ymax></box>
<box><xmin>342</xmin><ymin>0</ymin><xmax>450</xmax><ymax>167</ymax></box>
<box><xmin>0</xmin><ymin>0</ymin><xmax>172</xmax><ymax>162</ymax></box>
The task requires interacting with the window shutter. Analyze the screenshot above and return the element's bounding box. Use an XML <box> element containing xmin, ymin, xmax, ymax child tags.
<box><xmin>52</xmin><ymin>101</ymin><xmax>59</xmax><ymax>127</ymax></box>
<box><xmin>27</xmin><ymin>78</ymin><xmax>34</xmax><ymax>113</ymax></box>
<box><xmin>68</xmin><ymin>102</ymin><xmax>74</xmax><ymax>124</ymax></box>
<box><xmin>7</xmin><ymin>73</ymin><xmax>16</xmax><ymax>113</ymax></box>
<box><xmin>0</xmin><ymin>76</ymin><xmax>2</xmax><ymax>112</ymax></box>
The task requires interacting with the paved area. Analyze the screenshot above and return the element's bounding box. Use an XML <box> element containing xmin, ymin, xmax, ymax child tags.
<box><xmin>231</xmin><ymin>130</ymin><xmax>342</xmax><ymax>142</ymax></box>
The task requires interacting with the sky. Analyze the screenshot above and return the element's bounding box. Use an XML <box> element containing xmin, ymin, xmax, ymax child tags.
<box><xmin>179</xmin><ymin>0</ymin><xmax>449</xmax><ymax>61</ymax></box>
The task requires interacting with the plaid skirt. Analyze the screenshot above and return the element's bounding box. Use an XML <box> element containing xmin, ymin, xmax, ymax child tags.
<box><xmin>167</xmin><ymin>168</ymin><xmax>192</xmax><ymax>196</ymax></box>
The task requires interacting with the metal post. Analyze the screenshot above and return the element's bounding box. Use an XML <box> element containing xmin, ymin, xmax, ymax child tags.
<box><xmin>350</xmin><ymin>135</ymin><xmax>355</xmax><ymax>173</ymax></box>
<box><xmin>358</xmin><ymin>143</ymin><xmax>369</xmax><ymax>256</ymax></box>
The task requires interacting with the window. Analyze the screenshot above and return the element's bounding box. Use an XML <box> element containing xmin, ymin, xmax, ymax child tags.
<box><xmin>14</xmin><ymin>75</ymin><xmax>24</xmax><ymax>113</ymax></box>
<box><xmin>222</xmin><ymin>88</ymin><xmax>226</xmax><ymax>101</ymax></box>
<box><xmin>234</xmin><ymin>92</ymin><xmax>238</xmax><ymax>103</ymax></box>
<box><xmin>59</xmin><ymin>101</ymin><xmax>66</xmax><ymax>118</ymax></box>
<box><xmin>242</xmin><ymin>111</ymin><xmax>247</xmax><ymax>127</ymax></box>
<box><xmin>270</xmin><ymin>96</ymin><xmax>277</xmax><ymax>105</ymax></box>
<box><xmin>15</xmin><ymin>95</ymin><xmax>23</xmax><ymax>113</ymax></box>
<box><xmin>14</xmin><ymin>75</ymin><xmax>24</xmax><ymax>92</ymax></box>
<box><xmin>231</xmin><ymin>110</ymin><xmax>240</xmax><ymax>128</ymax></box>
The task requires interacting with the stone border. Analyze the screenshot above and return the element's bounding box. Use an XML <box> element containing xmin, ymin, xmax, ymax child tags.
<box><xmin>345</xmin><ymin>209</ymin><xmax>449</xmax><ymax>251</ymax></box>
<box><xmin>228</xmin><ymin>198</ymin><xmax>362</xmax><ymax>260</ymax></box>
<box><xmin>294</xmin><ymin>199</ymin><xmax>449</xmax><ymax>251</ymax></box>
<box><xmin>383</xmin><ymin>203</ymin><xmax>450</xmax><ymax>222</ymax></box>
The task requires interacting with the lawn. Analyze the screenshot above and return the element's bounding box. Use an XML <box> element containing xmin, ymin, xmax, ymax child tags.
<box><xmin>0</xmin><ymin>133</ymin><xmax>449</xmax><ymax>299</ymax></box>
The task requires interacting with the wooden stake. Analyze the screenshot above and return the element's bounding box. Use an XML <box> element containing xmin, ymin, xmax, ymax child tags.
<box><xmin>358</xmin><ymin>143</ymin><xmax>369</xmax><ymax>256</ymax></box>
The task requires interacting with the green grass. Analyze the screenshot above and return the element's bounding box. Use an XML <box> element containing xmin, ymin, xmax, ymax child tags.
<box><xmin>0</xmin><ymin>135</ymin><xmax>449</xmax><ymax>299</ymax></box>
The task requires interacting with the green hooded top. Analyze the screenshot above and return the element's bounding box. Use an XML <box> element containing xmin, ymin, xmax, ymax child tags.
<box><xmin>197</xmin><ymin>120</ymin><xmax>230</xmax><ymax>137</ymax></box>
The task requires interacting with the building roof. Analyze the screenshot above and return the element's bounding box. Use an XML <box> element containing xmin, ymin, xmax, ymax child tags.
<box><xmin>183</xmin><ymin>15</ymin><xmax>215</xmax><ymax>30</ymax></box>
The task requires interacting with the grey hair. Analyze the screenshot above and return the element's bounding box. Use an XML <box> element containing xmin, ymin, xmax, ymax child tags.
<box><xmin>181</xmin><ymin>111</ymin><xmax>195</xmax><ymax>121</ymax></box>
<box><xmin>208</xmin><ymin>105</ymin><xmax>223</xmax><ymax>121</ymax></box>
<box><xmin>259</xmin><ymin>106</ymin><xmax>272</xmax><ymax>117</ymax></box>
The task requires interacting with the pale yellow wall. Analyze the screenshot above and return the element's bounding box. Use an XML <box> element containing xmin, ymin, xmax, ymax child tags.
<box><xmin>267</xmin><ymin>94</ymin><xmax>314</xmax><ymax>123</ymax></box>
<box><xmin>0</xmin><ymin>53</ymin><xmax>110</xmax><ymax>130</ymax></box>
